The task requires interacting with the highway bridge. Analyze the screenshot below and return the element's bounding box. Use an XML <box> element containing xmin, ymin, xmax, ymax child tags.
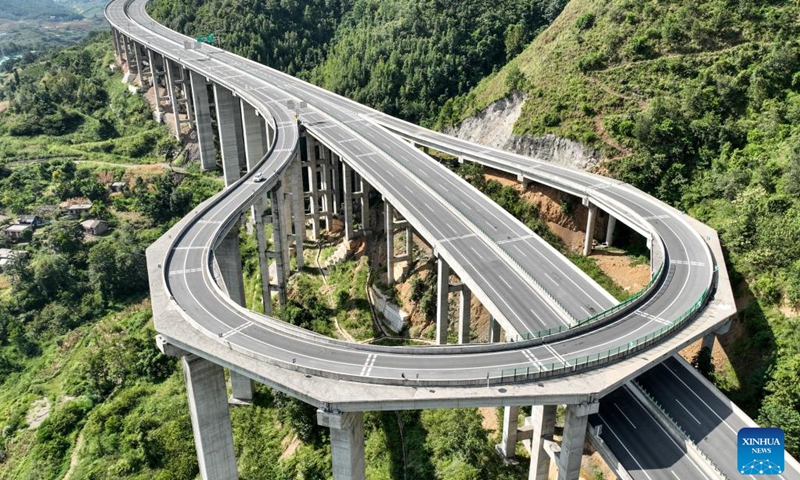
<box><xmin>102</xmin><ymin>0</ymin><xmax>799</xmax><ymax>478</ymax></box>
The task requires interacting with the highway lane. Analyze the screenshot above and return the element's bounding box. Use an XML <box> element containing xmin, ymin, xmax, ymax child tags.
<box><xmin>590</xmin><ymin>387</ymin><xmax>714</xmax><ymax>480</ymax></box>
<box><xmin>637</xmin><ymin>356</ymin><xmax>800</xmax><ymax>480</ymax></box>
<box><xmin>108</xmin><ymin>0</ymin><xmax>719</xmax><ymax>387</ymax></box>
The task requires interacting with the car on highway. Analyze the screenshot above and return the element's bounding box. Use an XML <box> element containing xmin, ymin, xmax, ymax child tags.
<box><xmin>253</xmin><ymin>172</ymin><xmax>264</xmax><ymax>182</ymax></box>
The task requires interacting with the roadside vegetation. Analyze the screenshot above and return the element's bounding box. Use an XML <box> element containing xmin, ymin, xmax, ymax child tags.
<box><xmin>439</xmin><ymin>0</ymin><xmax>800</xmax><ymax>455</ymax></box>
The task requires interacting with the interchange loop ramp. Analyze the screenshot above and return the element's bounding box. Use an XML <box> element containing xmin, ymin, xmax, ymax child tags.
<box><xmin>109</xmin><ymin>0</ymin><xmax>718</xmax><ymax>390</ymax></box>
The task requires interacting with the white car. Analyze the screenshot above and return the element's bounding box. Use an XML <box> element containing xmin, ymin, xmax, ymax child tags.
<box><xmin>253</xmin><ymin>172</ymin><xmax>264</xmax><ymax>182</ymax></box>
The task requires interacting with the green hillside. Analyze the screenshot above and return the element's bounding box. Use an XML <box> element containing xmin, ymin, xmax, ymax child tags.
<box><xmin>440</xmin><ymin>0</ymin><xmax>800</xmax><ymax>453</ymax></box>
<box><xmin>147</xmin><ymin>0</ymin><xmax>568</xmax><ymax>124</ymax></box>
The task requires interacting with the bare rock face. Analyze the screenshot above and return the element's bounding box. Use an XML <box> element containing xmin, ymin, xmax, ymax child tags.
<box><xmin>445</xmin><ymin>91</ymin><xmax>601</xmax><ymax>171</ymax></box>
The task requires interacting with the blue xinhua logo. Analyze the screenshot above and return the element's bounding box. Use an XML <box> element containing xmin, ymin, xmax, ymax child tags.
<box><xmin>738</xmin><ymin>427</ymin><xmax>784</xmax><ymax>475</ymax></box>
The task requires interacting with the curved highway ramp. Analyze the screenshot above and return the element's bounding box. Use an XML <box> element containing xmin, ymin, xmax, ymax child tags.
<box><xmin>104</xmin><ymin>0</ymin><xmax>745</xmax><ymax>478</ymax></box>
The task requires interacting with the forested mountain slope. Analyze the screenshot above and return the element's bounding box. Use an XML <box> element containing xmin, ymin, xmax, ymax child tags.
<box><xmin>146</xmin><ymin>0</ymin><xmax>568</xmax><ymax>124</ymax></box>
<box><xmin>440</xmin><ymin>0</ymin><xmax>800</xmax><ymax>454</ymax></box>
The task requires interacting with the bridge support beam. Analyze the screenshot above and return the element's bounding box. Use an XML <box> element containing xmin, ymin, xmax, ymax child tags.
<box><xmin>605</xmin><ymin>215</ymin><xmax>616</xmax><ymax>247</ymax></box>
<box><xmin>217</xmin><ymin>226</ymin><xmax>246</xmax><ymax>307</ymax></box>
<box><xmin>306</xmin><ymin>136</ymin><xmax>321</xmax><ymax>240</ymax></box>
<box><xmin>190</xmin><ymin>71</ymin><xmax>217</xmax><ymax>171</ymax></box>
<box><xmin>269</xmin><ymin>188</ymin><xmax>289</xmax><ymax>306</ymax></box>
<box><xmin>182</xmin><ymin>355</ymin><xmax>239</xmax><ymax>480</ymax></box>
<box><xmin>436</xmin><ymin>257</ymin><xmax>450</xmax><ymax>345</ymax></box>
<box><xmin>229</xmin><ymin>371</ymin><xmax>254</xmax><ymax>404</ymax></box>
<box><xmin>319</xmin><ymin>147</ymin><xmax>333</xmax><ymax>230</ymax></box>
<box><xmin>583</xmin><ymin>204</ymin><xmax>598</xmax><ymax>256</ymax></box>
<box><xmin>557</xmin><ymin>402</ymin><xmax>598</xmax><ymax>480</ymax></box>
<box><xmin>498</xmin><ymin>406</ymin><xmax>519</xmax><ymax>459</ymax></box>
<box><xmin>342</xmin><ymin>164</ymin><xmax>354</xmax><ymax>242</ymax></box>
<box><xmin>241</xmin><ymin>100</ymin><xmax>264</xmax><ymax>169</ymax></box>
<box><xmin>528</xmin><ymin>405</ymin><xmax>556</xmax><ymax>480</ymax></box>
<box><xmin>385</xmin><ymin>201</ymin><xmax>395</xmax><ymax>284</ymax></box>
<box><xmin>290</xmin><ymin>153</ymin><xmax>305</xmax><ymax>270</ymax></box>
<box><xmin>489</xmin><ymin>316</ymin><xmax>502</xmax><ymax>343</ymax></box>
<box><xmin>331</xmin><ymin>153</ymin><xmax>341</xmax><ymax>216</ymax></box>
<box><xmin>253</xmin><ymin>196</ymin><xmax>272</xmax><ymax>315</ymax></box>
<box><xmin>359</xmin><ymin>175</ymin><xmax>370</xmax><ymax>236</ymax></box>
<box><xmin>458</xmin><ymin>287</ymin><xmax>471</xmax><ymax>344</ymax></box>
<box><xmin>164</xmin><ymin>57</ymin><xmax>183</xmax><ymax>140</ymax></box>
<box><xmin>317</xmin><ymin>410</ymin><xmax>366</xmax><ymax>480</ymax></box>
<box><xmin>214</xmin><ymin>84</ymin><xmax>244</xmax><ymax>185</ymax></box>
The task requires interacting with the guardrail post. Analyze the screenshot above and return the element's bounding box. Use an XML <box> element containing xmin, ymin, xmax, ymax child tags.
<box><xmin>317</xmin><ymin>410</ymin><xmax>366</xmax><ymax>480</ymax></box>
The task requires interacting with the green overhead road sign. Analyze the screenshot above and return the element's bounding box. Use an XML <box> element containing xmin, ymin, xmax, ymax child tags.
<box><xmin>196</xmin><ymin>34</ymin><xmax>215</xmax><ymax>44</ymax></box>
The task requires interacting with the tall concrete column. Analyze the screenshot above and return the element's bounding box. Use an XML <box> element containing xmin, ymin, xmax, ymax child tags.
<box><xmin>458</xmin><ymin>288</ymin><xmax>471</xmax><ymax>344</ymax></box>
<box><xmin>229</xmin><ymin>371</ymin><xmax>254</xmax><ymax>403</ymax></box>
<box><xmin>148</xmin><ymin>50</ymin><xmax>164</xmax><ymax>118</ymax></box>
<box><xmin>582</xmin><ymin>204</ymin><xmax>598</xmax><ymax>256</ymax></box>
<box><xmin>489</xmin><ymin>316</ymin><xmax>502</xmax><ymax>343</ymax></box>
<box><xmin>258</xmin><ymin>117</ymin><xmax>269</xmax><ymax>153</ymax></box>
<box><xmin>360</xmin><ymin>179</ymin><xmax>370</xmax><ymax>234</ymax></box>
<box><xmin>342</xmin><ymin>163</ymin><xmax>354</xmax><ymax>241</ymax></box>
<box><xmin>405</xmin><ymin>227</ymin><xmax>413</xmax><ymax>259</ymax></box>
<box><xmin>190</xmin><ymin>71</ymin><xmax>216</xmax><ymax>171</ymax></box>
<box><xmin>701</xmin><ymin>332</ymin><xmax>715</xmax><ymax>352</ymax></box>
<box><xmin>180</xmin><ymin>67</ymin><xmax>194</xmax><ymax>123</ymax></box>
<box><xmin>306</xmin><ymin>136</ymin><xmax>321</xmax><ymax>240</ymax></box>
<box><xmin>331</xmin><ymin>153</ymin><xmax>340</xmax><ymax>215</ymax></box>
<box><xmin>132</xmin><ymin>42</ymin><xmax>144</xmax><ymax>83</ymax></box>
<box><xmin>319</xmin><ymin>149</ymin><xmax>333</xmax><ymax>230</ymax></box>
<box><xmin>528</xmin><ymin>405</ymin><xmax>556</xmax><ymax>480</ymax></box>
<box><xmin>499</xmin><ymin>406</ymin><xmax>519</xmax><ymax>459</ymax></box>
<box><xmin>435</xmin><ymin>257</ymin><xmax>450</xmax><ymax>345</ymax></box>
<box><xmin>214</xmin><ymin>84</ymin><xmax>244</xmax><ymax>186</ymax></box>
<box><xmin>290</xmin><ymin>154</ymin><xmax>305</xmax><ymax>270</ymax></box>
<box><xmin>253</xmin><ymin>197</ymin><xmax>272</xmax><ymax>315</ymax></box>
<box><xmin>558</xmin><ymin>402</ymin><xmax>598</xmax><ymax>480</ymax></box>
<box><xmin>163</xmin><ymin>58</ymin><xmax>183</xmax><ymax>140</ymax></box>
<box><xmin>112</xmin><ymin>29</ymin><xmax>122</xmax><ymax>58</ymax></box>
<box><xmin>241</xmin><ymin>100</ymin><xmax>264</xmax><ymax>169</ymax></box>
<box><xmin>217</xmin><ymin>226</ymin><xmax>246</xmax><ymax>307</ymax></box>
<box><xmin>270</xmin><ymin>188</ymin><xmax>288</xmax><ymax>306</ymax></box>
<box><xmin>605</xmin><ymin>215</ymin><xmax>616</xmax><ymax>246</ymax></box>
<box><xmin>385</xmin><ymin>202</ymin><xmax>395</xmax><ymax>285</ymax></box>
<box><xmin>182</xmin><ymin>355</ymin><xmax>239</xmax><ymax>480</ymax></box>
<box><xmin>317</xmin><ymin>410</ymin><xmax>365</xmax><ymax>480</ymax></box>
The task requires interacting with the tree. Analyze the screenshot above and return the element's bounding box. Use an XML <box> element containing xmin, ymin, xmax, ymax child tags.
<box><xmin>31</xmin><ymin>254</ymin><xmax>71</xmax><ymax>300</ymax></box>
<box><xmin>45</xmin><ymin>221</ymin><xmax>84</xmax><ymax>256</ymax></box>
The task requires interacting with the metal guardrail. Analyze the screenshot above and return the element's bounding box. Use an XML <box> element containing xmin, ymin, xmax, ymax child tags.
<box><xmin>510</xmin><ymin>262</ymin><xmax>666</xmax><ymax>341</ymax></box>
<box><xmin>631</xmin><ymin>380</ymin><xmax>729</xmax><ymax>479</ymax></box>
<box><xmin>499</xmin><ymin>286</ymin><xmax>710</xmax><ymax>382</ymax></box>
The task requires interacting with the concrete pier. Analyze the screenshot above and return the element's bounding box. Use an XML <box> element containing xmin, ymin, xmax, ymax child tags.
<box><xmin>229</xmin><ymin>371</ymin><xmax>254</xmax><ymax>403</ymax></box>
<box><xmin>290</xmin><ymin>153</ymin><xmax>305</xmax><ymax>270</ymax></box>
<box><xmin>269</xmin><ymin>188</ymin><xmax>288</xmax><ymax>306</ymax></box>
<box><xmin>190</xmin><ymin>71</ymin><xmax>217</xmax><ymax>170</ymax></box>
<box><xmin>436</xmin><ymin>257</ymin><xmax>450</xmax><ymax>345</ymax></box>
<box><xmin>182</xmin><ymin>355</ymin><xmax>239</xmax><ymax>480</ymax></box>
<box><xmin>499</xmin><ymin>406</ymin><xmax>519</xmax><ymax>459</ymax></box>
<box><xmin>489</xmin><ymin>316</ymin><xmax>502</xmax><ymax>343</ymax></box>
<box><xmin>558</xmin><ymin>402</ymin><xmax>598</xmax><ymax>480</ymax></box>
<box><xmin>217</xmin><ymin>227</ymin><xmax>246</xmax><ymax>307</ymax></box>
<box><xmin>253</xmin><ymin>197</ymin><xmax>272</xmax><ymax>314</ymax></box>
<box><xmin>458</xmin><ymin>287</ymin><xmax>471</xmax><ymax>344</ymax></box>
<box><xmin>306</xmin><ymin>136</ymin><xmax>321</xmax><ymax>240</ymax></box>
<box><xmin>385</xmin><ymin>202</ymin><xmax>395</xmax><ymax>284</ymax></box>
<box><xmin>528</xmin><ymin>405</ymin><xmax>556</xmax><ymax>480</ymax></box>
<box><xmin>163</xmin><ymin>57</ymin><xmax>183</xmax><ymax>140</ymax></box>
<box><xmin>583</xmin><ymin>204</ymin><xmax>598</xmax><ymax>256</ymax></box>
<box><xmin>241</xmin><ymin>100</ymin><xmax>264</xmax><ymax>168</ymax></box>
<box><xmin>214</xmin><ymin>84</ymin><xmax>244</xmax><ymax>185</ymax></box>
<box><xmin>342</xmin><ymin>163</ymin><xmax>354</xmax><ymax>241</ymax></box>
<box><xmin>606</xmin><ymin>215</ymin><xmax>617</xmax><ymax>247</ymax></box>
<box><xmin>317</xmin><ymin>410</ymin><xmax>366</xmax><ymax>480</ymax></box>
